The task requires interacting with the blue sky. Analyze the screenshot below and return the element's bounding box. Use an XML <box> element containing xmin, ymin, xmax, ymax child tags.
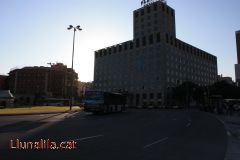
<box><xmin>0</xmin><ymin>0</ymin><xmax>239</xmax><ymax>82</ymax></box>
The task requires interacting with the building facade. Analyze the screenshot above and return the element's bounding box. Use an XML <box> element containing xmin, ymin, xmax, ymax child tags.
<box><xmin>235</xmin><ymin>30</ymin><xmax>240</xmax><ymax>85</ymax></box>
<box><xmin>93</xmin><ymin>0</ymin><xmax>218</xmax><ymax>107</ymax></box>
<box><xmin>8</xmin><ymin>63</ymin><xmax>78</xmax><ymax>105</ymax></box>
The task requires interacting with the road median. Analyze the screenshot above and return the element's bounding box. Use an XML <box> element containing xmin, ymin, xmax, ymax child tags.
<box><xmin>0</xmin><ymin>106</ymin><xmax>82</xmax><ymax>116</ymax></box>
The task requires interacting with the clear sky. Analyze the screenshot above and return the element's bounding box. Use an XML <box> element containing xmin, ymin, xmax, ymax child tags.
<box><xmin>0</xmin><ymin>0</ymin><xmax>239</xmax><ymax>82</ymax></box>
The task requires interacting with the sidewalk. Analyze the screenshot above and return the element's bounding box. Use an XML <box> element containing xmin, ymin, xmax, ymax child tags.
<box><xmin>217</xmin><ymin>113</ymin><xmax>240</xmax><ymax>160</ymax></box>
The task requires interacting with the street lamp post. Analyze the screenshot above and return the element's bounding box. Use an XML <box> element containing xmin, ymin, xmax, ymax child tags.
<box><xmin>68</xmin><ymin>25</ymin><xmax>82</xmax><ymax>110</ymax></box>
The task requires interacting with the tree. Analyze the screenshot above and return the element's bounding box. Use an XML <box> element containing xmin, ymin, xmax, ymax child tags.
<box><xmin>210</xmin><ymin>81</ymin><xmax>240</xmax><ymax>99</ymax></box>
<box><xmin>172</xmin><ymin>81</ymin><xmax>199</xmax><ymax>106</ymax></box>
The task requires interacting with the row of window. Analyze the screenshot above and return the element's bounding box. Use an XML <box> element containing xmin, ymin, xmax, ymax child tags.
<box><xmin>95</xmin><ymin>34</ymin><xmax>216</xmax><ymax>64</ymax></box>
<box><xmin>95</xmin><ymin>32</ymin><xmax>162</xmax><ymax>57</ymax></box>
<box><xmin>166</xmin><ymin>58</ymin><xmax>217</xmax><ymax>73</ymax></box>
<box><xmin>134</xmin><ymin>2</ymin><xmax>174</xmax><ymax>18</ymax></box>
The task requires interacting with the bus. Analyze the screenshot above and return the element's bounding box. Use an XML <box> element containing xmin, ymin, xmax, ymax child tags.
<box><xmin>83</xmin><ymin>91</ymin><xmax>127</xmax><ymax>113</ymax></box>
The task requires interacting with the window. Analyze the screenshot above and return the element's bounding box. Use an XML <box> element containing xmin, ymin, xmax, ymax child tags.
<box><xmin>178</xmin><ymin>41</ymin><xmax>181</xmax><ymax>49</ymax></box>
<box><xmin>149</xmin><ymin>34</ymin><xmax>153</xmax><ymax>44</ymax></box>
<box><xmin>142</xmin><ymin>36</ymin><xmax>146</xmax><ymax>46</ymax></box>
<box><xmin>171</xmin><ymin>9</ymin><xmax>174</xmax><ymax>17</ymax></box>
<box><xmin>147</xmin><ymin>22</ymin><xmax>151</xmax><ymax>27</ymax></box>
<box><xmin>165</xmin><ymin>33</ymin><xmax>169</xmax><ymax>43</ymax></box>
<box><xmin>162</xmin><ymin>4</ymin><xmax>165</xmax><ymax>11</ymax></box>
<box><xmin>135</xmin><ymin>11</ymin><xmax>139</xmax><ymax>18</ymax></box>
<box><xmin>136</xmin><ymin>94</ymin><xmax>140</xmax><ymax>105</ymax></box>
<box><xmin>170</xmin><ymin>36</ymin><xmax>173</xmax><ymax>45</ymax></box>
<box><xmin>118</xmin><ymin>45</ymin><xmax>122</xmax><ymax>52</ymax></box>
<box><xmin>108</xmin><ymin>48</ymin><xmax>112</xmax><ymax>54</ymax></box>
<box><xmin>143</xmin><ymin>93</ymin><xmax>147</xmax><ymax>99</ymax></box>
<box><xmin>124</xmin><ymin>43</ymin><xmax>128</xmax><ymax>50</ymax></box>
<box><xmin>166</xmin><ymin>7</ymin><xmax>169</xmax><ymax>14</ymax></box>
<box><xmin>158</xmin><ymin>93</ymin><xmax>162</xmax><ymax>99</ymax></box>
<box><xmin>156</xmin><ymin>32</ymin><xmax>161</xmax><ymax>42</ymax></box>
<box><xmin>141</xmin><ymin>9</ymin><xmax>144</xmax><ymax>16</ymax></box>
<box><xmin>154</xmin><ymin>4</ymin><xmax>157</xmax><ymax>11</ymax></box>
<box><xmin>136</xmin><ymin>38</ymin><xmax>140</xmax><ymax>48</ymax></box>
<box><xmin>147</xmin><ymin>6</ymin><xmax>151</xmax><ymax>13</ymax></box>
<box><xmin>104</xmin><ymin>49</ymin><xmax>108</xmax><ymax>55</ymax></box>
<box><xmin>150</xmin><ymin>93</ymin><xmax>154</xmax><ymax>99</ymax></box>
<box><xmin>95</xmin><ymin>52</ymin><xmax>98</xmax><ymax>58</ymax></box>
<box><xmin>130</xmin><ymin>41</ymin><xmax>133</xmax><ymax>49</ymax></box>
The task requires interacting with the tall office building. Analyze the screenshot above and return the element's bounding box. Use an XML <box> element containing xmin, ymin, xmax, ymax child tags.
<box><xmin>93</xmin><ymin>0</ymin><xmax>218</xmax><ymax>107</ymax></box>
<box><xmin>235</xmin><ymin>30</ymin><xmax>240</xmax><ymax>85</ymax></box>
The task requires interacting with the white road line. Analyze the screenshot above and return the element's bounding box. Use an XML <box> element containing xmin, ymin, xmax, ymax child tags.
<box><xmin>186</xmin><ymin>122</ymin><xmax>191</xmax><ymax>128</ymax></box>
<box><xmin>65</xmin><ymin>135</ymin><xmax>104</xmax><ymax>142</ymax></box>
<box><xmin>144</xmin><ymin>137</ymin><xmax>169</xmax><ymax>149</ymax></box>
<box><xmin>227</xmin><ymin>131</ymin><xmax>232</xmax><ymax>137</ymax></box>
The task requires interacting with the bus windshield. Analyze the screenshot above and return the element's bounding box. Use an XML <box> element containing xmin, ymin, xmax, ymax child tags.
<box><xmin>85</xmin><ymin>91</ymin><xmax>104</xmax><ymax>100</ymax></box>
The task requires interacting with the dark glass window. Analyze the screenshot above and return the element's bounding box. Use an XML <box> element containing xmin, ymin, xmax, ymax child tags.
<box><xmin>154</xmin><ymin>4</ymin><xmax>157</xmax><ymax>11</ymax></box>
<box><xmin>156</xmin><ymin>32</ymin><xmax>161</xmax><ymax>42</ymax></box>
<box><xmin>147</xmin><ymin>6</ymin><xmax>151</xmax><ymax>13</ymax></box>
<box><xmin>141</xmin><ymin>9</ymin><xmax>144</xmax><ymax>16</ymax></box>
<box><xmin>136</xmin><ymin>38</ymin><xmax>140</xmax><ymax>48</ymax></box>
<box><xmin>135</xmin><ymin>11</ymin><xmax>139</xmax><ymax>18</ymax></box>
<box><xmin>142</xmin><ymin>37</ymin><xmax>146</xmax><ymax>46</ymax></box>
<box><xmin>158</xmin><ymin>93</ymin><xmax>162</xmax><ymax>99</ymax></box>
<box><xmin>149</xmin><ymin>34</ymin><xmax>153</xmax><ymax>44</ymax></box>
<box><xmin>143</xmin><ymin>93</ymin><xmax>147</xmax><ymax>99</ymax></box>
<box><xmin>124</xmin><ymin>43</ymin><xmax>128</xmax><ymax>50</ymax></box>
<box><xmin>118</xmin><ymin>45</ymin><xmax>122</xmax><ymax>52</ymax></box>
<box><xmin>166</xmin><ymin>34</ymin><xmax>169</xmax><ymax>43</ymax></box>
<box><xmin>130</xmin><ymin>42</ymin><xmax>133</xmax><ymax>49</ymax></box>
<box><xmin>150</xmin><ymin>93</ymin><xmax>154</xmax><ymax>99</ymax></box>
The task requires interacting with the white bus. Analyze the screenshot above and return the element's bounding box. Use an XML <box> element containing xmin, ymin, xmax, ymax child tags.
<box><xmin>83</xmin><ymin>91</ymin><xmax>126</xmax><ymax>113</ymax></box>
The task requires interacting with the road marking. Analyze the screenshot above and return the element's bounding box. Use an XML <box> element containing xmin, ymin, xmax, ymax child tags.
<box><xmin>144</xmin><ymin>137</ymin><xmax>169</xmax><ymax>149</ymax></box>
<box><xmin>227</xmin><ymin>131</ymin><xmax>232</xmax><ymax>137</ymax></box>
<box><xmin>65</xmin><ymin>135</ymin><xmax>104</xmax><ymax>142</ymax></box>
<box><xmin>186</xmin><ymin>122</ymin><xmax>191</xmax><ymax>128</ymax></box>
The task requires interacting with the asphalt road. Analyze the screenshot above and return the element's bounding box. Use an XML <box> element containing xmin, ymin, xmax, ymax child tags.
<box><xmin>0</xmin><ymin>113</ymin><xmax>72</xmax><ymax>149</ymax></box>
<box><xmin>0</xmin><ymin>109</ymin><xmax>227</xmax><ymax>160</ymax></box>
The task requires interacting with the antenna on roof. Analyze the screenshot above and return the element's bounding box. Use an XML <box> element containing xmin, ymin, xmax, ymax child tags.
<box><xmin>141</xmin><ymin>0</ymin><xmax>167</xmax><ymax>7</ymax></box>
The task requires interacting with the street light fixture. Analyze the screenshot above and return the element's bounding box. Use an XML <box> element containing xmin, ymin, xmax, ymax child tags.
<box><xmin>68</xmin><ymin>25</ymin><xmax>82</xmax><ymax>110</ymax></box>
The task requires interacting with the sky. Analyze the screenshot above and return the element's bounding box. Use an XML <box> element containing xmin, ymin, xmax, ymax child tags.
<box><xmin>0</xmin><ymin>0</ymin><xmax>239</xmax><ymax>82</ymax></box>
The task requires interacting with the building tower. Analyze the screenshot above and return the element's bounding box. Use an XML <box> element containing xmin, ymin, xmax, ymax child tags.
<box><xmin>235</xmin><ymin>30</ymin><xmax>240</xmax><ymax>85</ymax></box>
<box><xmin>134</xmin><ymin>0</ymin><xmax>175</xmax><ymax>39</ymax></box>
<box><xmin>93</xmin><ymin>0</ymin><xmax>218</xmax><ymax>108</ymax></box>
